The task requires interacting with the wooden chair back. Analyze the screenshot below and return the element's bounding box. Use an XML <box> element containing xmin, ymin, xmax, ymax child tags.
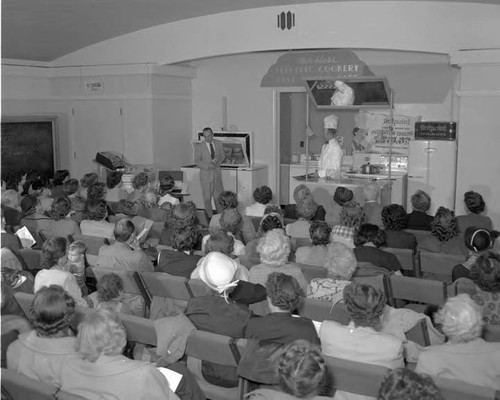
<box><xmin>383</xmin><ymin>247</ymin><xmax>416</xmax><ymax>274</ymax></box>
<box><xmin>434</xmin><ymin>376</ymin><xmax>500</xmax><ymax>400</ymax></box>
<box><xmin>483</xmin><ymin>324</ymin><xmax>500</xmax><ymax>342</ymax></box>
<box><xmin>18</xmin><ymin>249</ymin><xmax>42</xmax><ymax>272</ymax></box>
<box><xmin>13</xmin><ymin>292</ymin><xmax>33</xmax><ymax>318</ymax></box>
<box><xmin>1</xmin><ymin>368</ymin><xmax>87</xmax><ymax>400</ymax></box>
<box><xmin>418</xmin><ymin>250</ymin><xmax>466</xmax><ymax>282</ymax></box>
<box><xmin>404</xmin><ymin>229</ymin><xmax>432</xmax><ymax>244</ymax></box>
<box><xmin>296</xmin><ymin>298</ymin><xmax>350</xmax><ymax>324</ymax></box>
<box><xmin>323</xmin><ymin>356</ymin><xmax>390</xmax><ymax>397</ymax></box>
<box><xmin>185</xmin><ymin>330</ymin><xmax>247</xmax><ymax>400</ymax></box>
<box><xmin>141</xmin><ymin>271</ymin><xmax>193</xmax><ymax>300</ymax></box>
<box><xmin>290</xmin><ymin>237</ymin><xmax>312</xmax><ymax>252</ymax></box>
<box><xmin>387</xmin><ymin>275</ymin><xmax>447</xmax><ymax>307</ymax></box>
<box><xmin>405</xmin><ymin>318</ymin><xmax>431</xmax><ymax>347</ymax></box>
<box><xmin>296</xmin><ymin>263</ymin><xmax>327</xmax><ymax>282</ymax></box>
<box><xmin>71</xmin><ymin>234</ymin><xmax>107</xmax><ymax>256</ymax></box>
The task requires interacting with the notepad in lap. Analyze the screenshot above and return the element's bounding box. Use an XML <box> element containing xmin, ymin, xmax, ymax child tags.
<box><xmin>157</xmin><ymin>367</ymin><xmax>183</xmax><ymax>392</ymax></box>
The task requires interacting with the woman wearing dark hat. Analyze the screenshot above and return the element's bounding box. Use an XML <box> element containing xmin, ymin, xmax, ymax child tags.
<box><xmin>325</xmin><ymin>186</ymin><xmax>353</xmax><ymax>226</ymax></box>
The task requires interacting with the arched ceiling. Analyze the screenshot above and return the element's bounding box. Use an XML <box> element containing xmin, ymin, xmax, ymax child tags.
<box><xmin>2</xmin><ymin>0</ymin><xmax>498</xmax><ymax>62</ymax></box>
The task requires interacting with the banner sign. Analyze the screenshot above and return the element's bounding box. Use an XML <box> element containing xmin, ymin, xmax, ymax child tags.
<box><xmin>353</xmin><ymin>111</ymin><xmax>421</xmax><ymax>155</ymax></box>
<box><xmin>415</xmin><ymin>121</ymin><xmax>456</xmax><ymax>140</ymax></box>
<box><xmin>261</xmin><ymin>50</ymin><xmax>373</xmax><ymax>87</ymax></box>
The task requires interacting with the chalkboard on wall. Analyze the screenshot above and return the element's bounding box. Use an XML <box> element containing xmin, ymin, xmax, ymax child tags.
<box><xmin>1</xmin><ymin>117</ymin><xmax>59</xmax><ymax>179</ymax></box>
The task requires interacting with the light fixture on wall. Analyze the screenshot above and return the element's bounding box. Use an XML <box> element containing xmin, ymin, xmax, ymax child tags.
<box><xmin>277</xmin><ymin>11</ymin><xmax>295</xmax><ymax>30</ymax></box>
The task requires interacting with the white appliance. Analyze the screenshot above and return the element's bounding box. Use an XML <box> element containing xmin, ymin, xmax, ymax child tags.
<box><xmin>407</xmin><ymin>140</ymin><xmax>457</xmax><ymax>214</ymax></box>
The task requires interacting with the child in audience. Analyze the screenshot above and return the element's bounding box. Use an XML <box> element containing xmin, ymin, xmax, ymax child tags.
<box><xmin>88</xmin><ymin>273</ymin><xmax>132</xmax><ymax>314</ymax></box>
<box><xmin>67</xmin><ymin>240</ymin><xmax>89</xmax><ymax>295</ymax></box>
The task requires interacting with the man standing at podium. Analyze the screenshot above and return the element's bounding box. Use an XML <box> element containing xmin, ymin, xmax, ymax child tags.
<box><xmin>195</xmin><ymin>127</ymin><xmax>225</xmax><ymax>218</ymax></box>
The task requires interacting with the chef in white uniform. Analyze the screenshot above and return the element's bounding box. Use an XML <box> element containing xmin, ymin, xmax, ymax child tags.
<box><xmin>318</xmin><ymin>114</ymin><xmax>343</xmax><ymax>180</ymax></box>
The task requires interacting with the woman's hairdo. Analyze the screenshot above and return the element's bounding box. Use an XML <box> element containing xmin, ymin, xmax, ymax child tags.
<box><xmin>277</xmin><ymin>340</ymin><xmax>327</xmax><ymax>399</ymax></box>
<box><xmin>264</xmin><ymin>205</ymin><xmax>283</xmax><ymax>216</ymax></box>
<box><xmin>51</xmin><ymin>197</ymin><xmax>71</xmax><ymax>220</ymax></box>
<box><xmin>253</xmin><ymin>186</ymin><xmax>273</xmax><ymax>205</ymax></box>
<box><xmin>80</xmin><ymin>172</ymin><xmax>98</xmax><ymax>188</ymax></box>
<box><xmin>63</xmin><ymin>178</ymin><xmax>80</xmax><ymax>196</ymax></box>
<box><xmin>354</xmin><ymin>223</ymin><xmax>387</xmax><ymax>248</ymax></box>
<box><xmin>340</xmin><ymin>201</ymin><xmax>366</xmax><ymax>228</ymax></box>
<box><xmin>41</xmin><ymin>236</ymin><xmax>67</xmax><ymax>270</ymax></box>
<box><xmin>87</xmin><ymin>182</ymin><xmax>106</xmax><ymax>200</ymax></box>
<box><xmin>97</xmin><ymin>273</ymin><xmax>124</xmax><ymax>302</ymax></box>
<box><xmin>142</xmin><ymin>188</ymin><xmax>159</xmax><ymax>208</ymax></box>
<box><xmin>431</xmin><ymin>207</ymin><xmax>458</xmax><ymax>241</ymax></box>
<box><xmin>436</xmin><ymin>294</ymin><xmax>483</xmax><ymax>342</ymax></box>
<box><xmin>76</xmin><ymin>309</ymin><xmax>127</xmax><ymax>362</ymax></box>
<box><xmin>167</xmin><ymin>203</ymin><xmax>197</xmax><ymax>228</ymax></box>
<box><xmin>113</xmin><ymin>219</ymin><xmax>135</xmax><ymax>242</ymax></box>
<box><xmin>343</xmin><ymin>283</ymin><xmax>386</xmax><ymax>328</ymax></box>
<box><xmin>220</xmin><ymin>208</ymin><xmax>242</xmax><ymax>234</ymax></box>
<box><xmin>86</xmin><ymin>199</ymin><xmax>108</xmax><ymax>221</ymax></box>
<box><xmin>218</xmin><ymin>191</ymin><xmax>238</xmax><ymax>209</ymax></box>
<box><xmin>259</xmin><ymin>213</ymin><xmax>284</xmax><ymax>234</ymax></box>
<box><xmin>411</xmin><ymin>190</ymin><xmax>431</xmax><ymax>212</ymax></box>
<box><xmin>266</xmin><ymin>272</ymin><xmax>304</xmax><ymax>311</ymax></box>
<box><xmin>334</xmin><ymin>186</ymin><xmax>354</xmax><ymax>206</ymax></box>
<box><xmin>464</xmin><ymin>190</ymin><xmax>486</xmax><ymax>214</ymax></box>
<box><xmin>296</xmin><ymin>196</ymin><xmax>318</xmax><ymax>220</ymax></box>
<box><xmin>20</xmin><ymin>195</ymin><xmax>38</xmax><ymax>215</ymax></box>
<box><xmin>132</xmin><ymin>172</ymin><xmax>149</xmax><ymax>190</ymax></box>
<box><xmin>172</xmin><ymin>225</ymin><xmax>198</xmax><ymax>252</ymax></box>
<box><xmin>324</xmin><ymin>242</ymin><xmax>357</xmax><ymax>280</ymax></box>
<box><xmin>309</xmin><ymin>221</ymin><xmax>331</xmax><ymax>245</ymax></box>
<box><xmin>206</xmin><ymin>230</ymin><xmax>235</xmax><ymax>255</ymax></box>
<box><xmin>464</xmin><ymin>227</ymin><xmax>498</xmax><ymax>253</ymax></box>
<box><xmin>31</xmin><ymin>285</ymin><xmax>76</xmax><ymax>337</ymax></box>
<box><xmin>382</xmin><ymin>204</ymin><xmax>408</xmax><ymax>231</ymax></box>
<box><xmin>257</xmin><ymin>229</ymin><xmax>291</xmax><ymax>266</ymax></box>
<box><xmin>106</xmin><ymin>171</ymin><xmax>123</xmax><ymax>189</ymax></box>
<box><xmin>53</xmin><ymin>170</ymin><xmax>70</xmax><ymax>186</ymax></box>
<box><xmin>378</xmin><ymin>368</ymin><xmax>443</xmax><ymax>400</ymax></box>
<box><xmin>470</xmin><ymin>251</ymin><xmax>500</xmax><ymax>293</ymax></box>
<box><xmin>159</xmin><ymin>174</ymin><xmax>175</xmax><ymax>195</ymax></box>
<box><xmin>293</xmin><ymin>185</ymin><xmax>311</xmax><ymax>203</ymax></box>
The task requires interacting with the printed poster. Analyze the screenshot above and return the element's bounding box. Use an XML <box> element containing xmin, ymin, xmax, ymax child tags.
<box><xmin>353</xmin><ymin>111</ymin><xmax>421</xmax><ymax>155</ymax></box>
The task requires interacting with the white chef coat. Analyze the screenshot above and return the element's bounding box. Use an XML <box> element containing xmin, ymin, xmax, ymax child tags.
<box><xmin>318</xmin><ymin>138</ymin><xmax>343</xmax><ymax>179</ymax></box>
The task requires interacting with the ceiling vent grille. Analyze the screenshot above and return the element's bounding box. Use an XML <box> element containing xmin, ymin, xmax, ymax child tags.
<box><xmin>277</xmin><ymin>11</ymin><xmax>295</xmax><ymax>30</ymax></box>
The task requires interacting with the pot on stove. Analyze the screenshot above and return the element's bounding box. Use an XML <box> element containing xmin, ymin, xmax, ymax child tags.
<box><xmin>361</xmin><ymin>163</ymin><xmax>381</xmax><ymax>174</ymax></box>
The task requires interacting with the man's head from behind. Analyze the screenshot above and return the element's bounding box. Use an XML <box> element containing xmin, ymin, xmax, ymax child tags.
<box><xmin>114</xmin><ymin>219</ymin><xmax>135</xmax><ymax>243</ymax></box>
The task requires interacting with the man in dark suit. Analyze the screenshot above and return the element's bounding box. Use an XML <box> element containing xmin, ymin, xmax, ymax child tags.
<box><xmin>194</xmin><ymin>127</ymin><xmax>225</xmax><ymax>218</ymax></box>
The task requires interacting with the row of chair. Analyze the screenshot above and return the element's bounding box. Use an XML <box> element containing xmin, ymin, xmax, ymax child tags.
<box><xmin>8</xmin><ymin>292</ymin><xmax>499</xmax><ymax>400</ymax></box>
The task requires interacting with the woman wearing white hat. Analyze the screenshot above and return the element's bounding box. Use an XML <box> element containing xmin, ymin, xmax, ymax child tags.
<box><xmin>318</xmin><ymin>114</ymin><xmax>343</xmax><ymax>180</ymax></box>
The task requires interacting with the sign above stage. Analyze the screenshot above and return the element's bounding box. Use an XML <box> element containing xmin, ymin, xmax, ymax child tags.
<box><xmin>261</xmin><ymin>50</ymin><xmax>374</xmax><ymax>87</ymax></box>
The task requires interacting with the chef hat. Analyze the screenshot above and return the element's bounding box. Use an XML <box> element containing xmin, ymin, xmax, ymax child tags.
<box><xmin>324</xmin><ymin>114</ymin><xmax>339</xmax><ymax>130</ymax></box>
<box><xmin>197</xmin><ymin>251</ymin><xmax>239</xmax><ymax>296</ymax></box>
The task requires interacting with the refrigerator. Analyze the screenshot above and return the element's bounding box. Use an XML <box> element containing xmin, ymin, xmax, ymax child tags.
<box><xmin>407</xmin><ymin>140</ymin><xmax>457</xmax><ymax>214</ymax></box>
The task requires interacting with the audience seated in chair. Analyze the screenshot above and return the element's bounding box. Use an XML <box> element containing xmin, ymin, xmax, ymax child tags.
<box><xmin>87</xmin><ymin>272</ymin><xmax>132</xmax><ymax>314</ymax></box>
<box><xmin>325</xmin><ymin>186</ymin><xmax>354</xmax><ymax>227</ymax></box>
<box><xmin>209</xmin><ymin>191</ymin><xmax>256</xmax><ymax>243</ymax></box>
<box><xmin>377</xmin><ymin>368</ymin><xmax>444</xmax><ymax>400</ymax></box>
<box><xmin>185</xmin><ymin>252</ymin><xmax>253</xmax><ymax>388</ymax></box>
<box><xmin>381</xmin><ymin>204</ymin><xmax>417</xmax><ymax>252</ymax></box>
<box><xmin>158</xmin><ymin>174</ymin><xmax>181</xmax><ymax>207</ymax></box>
<box><xmin>127</xmin><ymin>172</ymin><xmax>149</xmax><ymax>204</ymax></box>
<box><xmin>6</xmin><ymin>285</ymin><xmax>79</xmax><ymax>387</ymax></box>
<box><xmin>49</xmin><ymin>197</ymin><xmax>81</xmax><ymax>237</ymax></box>
<box><xmin>246</xmin><ymin>340</ymin><xmax>331</xmax><ymax>400</ymax></box>
<box><xmin>1</xmin><ymin>209</ymin><xmax>22</xmax><ymax>250</ymax></box>
<box><xmin>245</xmin><ymin>186</ymin><xmax>273</xmax><ymax>218</ymax></box>
<box><xmin>354</xmin><ymin>224</ymin><xmax>402</xmax><ymax>273</ymax></box>
<box><xmin>307</xmin><ymin>241</ymin><xmax>357</xmax><ymax>305</ymax></box>
<box><xmin>63</xmin><ymin>178</ymin><xmax>86</xmax><ymax>219</ymax></box>
<box><xmin>363</xmin><ymin>184</ymin><xmax>383</xmax><ymax>229</ymax></box>
<box><xmin>50</xmin><ymin>169</ymin><xmax>70</xmax><ymax>199</ymax></box>
<box><xmin>2</xmin><ymin>189</ymin><xmax>23</xmax><ymax>231</ymax></box>
<box><xmin>59</xmin><ymin>309</ymin><xmax>180</xmax><ymax>400</ymax></box>
<box><xmin>295</xmin><ymin>221</ymin><xmax>332</xmax><ymax>266</ymax></box>
<box><xmin>283</xmin><ymin>184</ymin><xmax>326</xmax><ymax>222</ymax></box>
<box><xmin>137</xmin><ymin>188</ymin><xmax>170</xmax><ymax>222</ymax></box>
<box><xmin>418</xmin><ymin>207</ymin><xmax>463</xmax><ymax>255</ymax></box>
<box><xmin>80</xmin><ymin>199</ymin><xmax>115</xmax><ymax>239</ymax></box>
<box><xmin>331</xmin><ymin>201</ymin><xmax>366</xmax><ymax>249</ymax></box>
<box><xmin>286</xmin><ymin>195</ymin><xmax>319</xmax><ymax>239</ymax></box>
<box><xmin>454</xmin><ymin>251</ymin><xmax>500</xmax><ymax>325</ymax></box>
<box><xmin>104</xmin><ymin>170</ymin><xmax>127</xmax><ymax>204</ymax></box>
<box><xmin>20</xmin><ymin>195</ymin><xmax>54</xmax><ymax>245</ymax></box>
<box><xmin>406</xmin><ymin>190</ymin><xmax>433</xmax><ymax>231</ymax></box>
<box><xmin>157</xmin><ymin>225</ymin><xmax>202</xmax><ymax>278</ymax></box>
<box><xmin>160</xmin><ymin>202</ymin><xmax>202</xmax><ymax>248</ymax></box>
<box><xmin>416</xmin><ymin>294</ymin><xmax>500</xmax><ymax>390</ymax></box>
<box><xmin>79</xmin><ymin>173</ymin><xmax>98</xmax><ymax>200</ymax></box>
<box><xmin>249</xmin><ymin>229</ymin><xmax>308</xmax><ymax>291</ymax></box>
